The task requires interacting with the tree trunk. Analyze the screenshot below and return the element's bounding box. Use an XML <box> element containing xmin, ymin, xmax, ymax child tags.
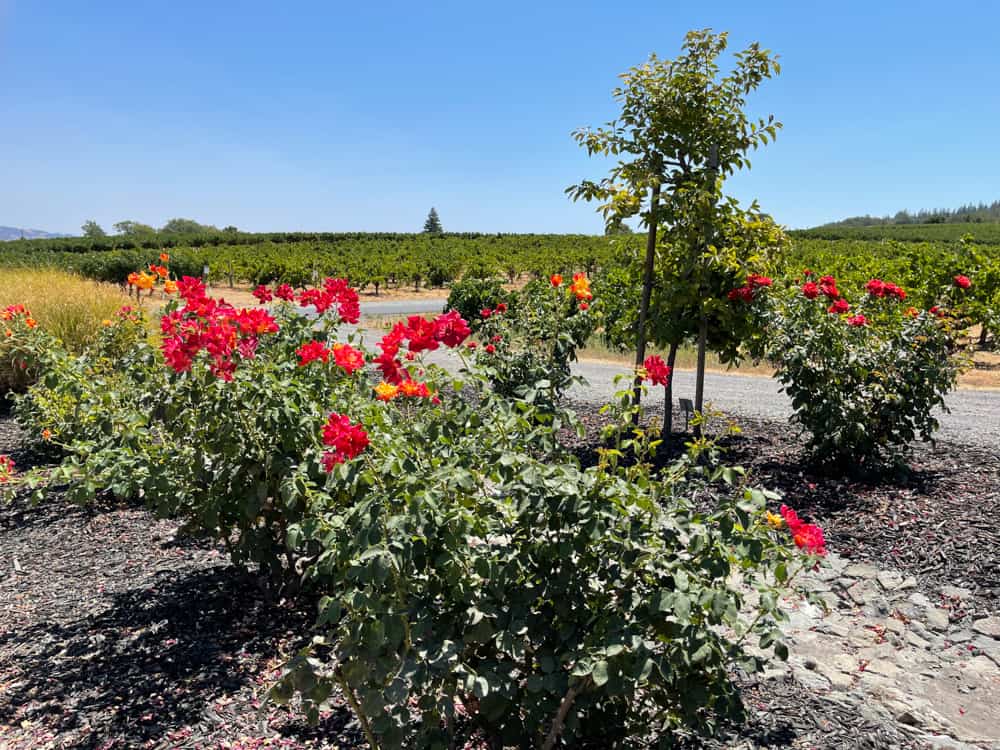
<box><xmin>663</xmin><ymin>341</ymin><xmax>679</xmax><ymax>436</ymax></box>
<box><xmin>632</xmin><ymin>184</ymin><xmax>661</xmax><ymax>415</ymax></box>
<box><xmin>693</xmin><ymin>146</ymin><xmax>719</xmax><ymax>439</ymax></box>
<box><xmin>694</xmin><ymin>315</ymin><xmax>707</xmax><ymax>437</ymax></box>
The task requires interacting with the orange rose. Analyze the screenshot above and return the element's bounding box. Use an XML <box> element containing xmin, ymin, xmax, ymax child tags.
<box><xmin>374</xmin><ymin>381</ymin><xmax>399</xmax><ymax>401</ymax></box>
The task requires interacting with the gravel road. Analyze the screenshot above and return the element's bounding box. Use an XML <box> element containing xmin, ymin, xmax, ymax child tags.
<box><xmin>339</xmin><ymin>300</ymin><xmax>1000</xmax><ymax>448</ymax></box>
<box><xmin>569</xmin><ymin>359</ymin><xmax>1000</xmax><ymax>448</ymax></box>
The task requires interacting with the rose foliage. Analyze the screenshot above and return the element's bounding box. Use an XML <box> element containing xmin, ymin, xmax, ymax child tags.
<box><xmin>9</xmin><ymin>277</ymin><xmax>820</xmax><ymax>748</ymax></box>
<box><xmin>750</xmin><ymin>272</ymin><xmax>971</xmax><ymax>468</ymax></box>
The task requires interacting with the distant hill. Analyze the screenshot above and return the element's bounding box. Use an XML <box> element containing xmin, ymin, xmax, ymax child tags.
<box><xmin>815</xmin><ymin>200</ymin><xmax>1000</xmax><ymax>230</ymax></box>
<box><xmin>0</xmin><ymin>226</ymin><xmax>71</xmax><ymax>241</ymax></box>
<box><xmin>791</xmin><ymin>221</ymin><xmax>1000</xmax><ymax>245</ymax></box>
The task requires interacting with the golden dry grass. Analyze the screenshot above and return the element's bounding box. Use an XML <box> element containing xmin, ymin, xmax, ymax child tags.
<box><xmin>0</xmin><ymin>268</ymin><xmax>131</xmax><ymax>353</ymax></box>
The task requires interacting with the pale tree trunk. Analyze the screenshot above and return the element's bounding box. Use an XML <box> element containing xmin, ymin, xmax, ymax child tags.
<box><xmin>693</xmin><ymin>146</ymin><xmax>718</xmax><ymax>439</ymax></box>
<box><xmin>663</xmin><ymin>341</ymin><xmax>679</xmax><ymax>436</ymax></box>
<box><xmin>632</xmin><ymin>184</ymin><xmax>661</xmax><ymax>416</ymax></box>
<box><xmin>693</xmin><ymin>315</ymin><xmax>708</xmax><ymax>437</ymax></box>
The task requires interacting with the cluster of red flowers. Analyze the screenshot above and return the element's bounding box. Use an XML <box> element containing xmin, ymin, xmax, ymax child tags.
<box><xmin>252</xmin><ymin>279</ymin><xmax>359</xmax><ymax>322</ymax></box>
<box><xmin>480</xmin><ymin>302</ymin><xmax>508</xmax><ymax>320</ymax></box>
<box><xmin>954</xmin><ymin>275</ymin><xmax>972</xmax><ymax>290</ymax></box>
<box><xmin>727</xmin><ymin>273</ymin><xmax>773</xmax><ymax>303</ymax></box>
<box><xmin>642</xmin><ymin>354</ymin><xmax>672</xmax><ymax>386</ymax></box>
<box><xmin>296</xmin><ymin>340</ymin><xmax>329</xmax><ymax>366</ymax></box>
<box><xmin>801</xmin><ymin>273</ymin><xmax>841</xmax><ymax>301</ymax></box>
<box><xmin>296</xmin><ymin>340</ymin><xmax>365</xmax><ymax>373</ymax></box>
<box><xmin>148</xmin><ymin>263</ymin><xmax>169</xmax><ymax>278</ymax></box>
<box><xmin>2</xmin><ymin>304</ymin><xmax>28</xmax><ymax>320</ymax></box>
<box><xmin>2</xmin><ymin>304</ymin><xmax>37</xmax><ymax>331</ymax></box>
<box><xmin>300</xmin><ymin>278</ymin><xmax>361</xmax><ymax>323</ymax></box>
<box><xmin>779</xmin><ymin>504</ymin><xmax>827</xmax><ymax>556</ymax></box>
<box><xmin>865</xmin><ymin>279</ymin><xmax>906</xmax><ymax>300</ymax></box>
<box><xmin>817</xmin><ymin>275</ymin><xmax>840</xmax><ymax>299</ymax></box>
<box><xmin>0</xmin><ymin>454</ymin><xmax>15</xmax><ymax>484</ymax></box>
<box><xmin>160</xmin><ymin>277</ymin><xmax>279</xmax><ymax>380</ymax></box>
<box><xmin>374</xmin><ymin>311</ymin><xmax>471</xmax><ymax>385</ymax></box>
<box><xmin>321</xmin><ymin>413</ymin><xmax>369</xmax><ymax>471</ymax></box>
<box><xmin>845</xmin><ymin>314</ymin><xmax>867</xmax><ymax>327</ymax></box>
<box><xmin>828</xmin><ymin>298</ymin><xmax>850</xmax><ymax>314</ymax></box>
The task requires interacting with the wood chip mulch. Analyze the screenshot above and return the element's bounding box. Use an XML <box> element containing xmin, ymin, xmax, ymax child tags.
<box><xmin>4</xmin><ymin>407</ymin><xmax>997</xmax><ymax>749</ymax></box>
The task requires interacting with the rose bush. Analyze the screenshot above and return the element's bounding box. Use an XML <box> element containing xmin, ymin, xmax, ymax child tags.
<box><xmin>444</xmin><ymin>277</ymin><xmax>509</xmax><ymax>330</ymax></box>
<box><xmin>751</xmin><ymin>272</ymin><xmax>970</xmax><ymax>468</ymax></box>
<box><xmin>9</xmin><ymin>275</ymin><xmax>820</xmax><ymax>747</ymax></box>
<box><xmin>470</xmin><ymin>275</ymin><xmax>596</xmax><ymax>410</ymax></box>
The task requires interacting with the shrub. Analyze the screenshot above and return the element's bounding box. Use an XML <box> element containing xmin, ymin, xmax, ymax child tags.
<box><xmin>471</xmin><ymin>275</ymin><xmax>596</xmax><ymax>409</ymax></box>
<box><xmin>444</xmin><ymin>276</ymin><xmax>508</xmax><ymax>328</ymax></box>
<box><xmin>756</xmin><ymin>272</ymin><xmax>969</xmax><ymax>468</ymax></box>
<box><xmin>10</xmin><ymin>277</ymin><xmax>819</xmax><ymax>747</ymax></box>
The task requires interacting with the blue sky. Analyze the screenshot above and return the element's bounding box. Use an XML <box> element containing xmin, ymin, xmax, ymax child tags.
<box><xmin>3</xmin><ymin>0</ymin><xmax>999</xmax><ymax>234</ymax></box>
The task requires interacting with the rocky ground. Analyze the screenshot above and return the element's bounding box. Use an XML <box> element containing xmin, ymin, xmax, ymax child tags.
<box><xmin>2</xmin><ymin>409</ymin><xmax>999</xmax><ymax>749</ymax></box>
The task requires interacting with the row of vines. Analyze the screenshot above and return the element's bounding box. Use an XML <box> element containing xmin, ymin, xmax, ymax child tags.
<box><xmin>2</xmin><ymin>231</ymin><xmax>998</xmax><ymax>342</ymax></box>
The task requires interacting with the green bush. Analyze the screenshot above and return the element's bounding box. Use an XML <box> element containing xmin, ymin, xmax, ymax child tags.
<box><xmin>11</xmin><ymin>278</ymin><xmax>818</xmax><ymax>748</ymax></box>
<box><xmin>472</xmin><ymin>277</ymin><xmax>596</xmax><ymax>409</ymax></box>
<box><xmin>444</xmin><ymin>277</ymin><xmax>508</xmax><ymax>328</ymax></box>
<box><xmin>757</xmin><ymin>273</ymin><xmax>970</xmax><ymax>468</ymax></box>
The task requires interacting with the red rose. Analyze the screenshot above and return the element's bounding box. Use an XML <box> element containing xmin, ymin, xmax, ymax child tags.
<box><xmin>296</xmin><ymin>340</ymin><xmax>330</xmax><ymax>367</ymax></box>
<box><xmin>642</xmin><ymin>355</ymin><xmax>671</xmax><ymax>386</ymax></box>
<box><xmin>252</xmin><ymin>284</ymin><xmax>273</xmax><ymax>303</ymax></box>
<box><xmin>432</xmin><ymin>311</ymin><xmax>471</xmax><ymax>348</ymax></box>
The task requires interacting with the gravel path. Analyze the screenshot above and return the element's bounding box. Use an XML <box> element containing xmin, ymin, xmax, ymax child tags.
<box><xmin>569</xmin><ymin>360</ymin><xmax>1000</xmax><ymax>448</ymax></box>
<box><xmin>348</xmin><ymin>313</ymin><xmax>1000</xmax><ymax>447</ymax></box>
<box><xmin>332</xmin><ymin>297</ymin><xmax>1000</xmax><ymax>447</ymax></box>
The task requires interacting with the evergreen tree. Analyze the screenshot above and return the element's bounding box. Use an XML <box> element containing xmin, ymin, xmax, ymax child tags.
<box><xmin>423</xmin><ymin>207</ymin><xmax>443</xmax><ymax>234</ymax></box>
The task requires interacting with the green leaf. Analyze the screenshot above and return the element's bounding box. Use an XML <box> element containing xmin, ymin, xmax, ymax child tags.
<box><xmin>591</xmin><ymin>660</ymin><xmax>610</xmax><ymax>687</ymax></box>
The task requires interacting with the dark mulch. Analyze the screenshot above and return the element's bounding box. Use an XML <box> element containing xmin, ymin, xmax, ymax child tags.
<box><xmin>0</xmin><ymin>422</ymin><xmax>360</xmax><ymax>749</ymax></box>
<box><xmin>567</xmin><ymin>400</ymin><xmax>1000</xmax><ymax>620</ymax></box>
<box><xmin>4</xmin><ymin>406</ymin><xmax>996</xmax><ymax>749</ymax></box>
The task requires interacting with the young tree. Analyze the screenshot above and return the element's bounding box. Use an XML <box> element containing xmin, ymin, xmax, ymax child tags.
<box><xmin>423</xmin><ymin>207</ymin><xmax>443</xmax><ymax>234</ymax></box>
<box><xmin>81</xmin><ymin>220</ymin><xmax>107</xmax><ymax>238</ymax></box>
<box><xmin>568</xmin><ymin>29</ymin><xmax>782</xmax><ymax>429</ymax></box>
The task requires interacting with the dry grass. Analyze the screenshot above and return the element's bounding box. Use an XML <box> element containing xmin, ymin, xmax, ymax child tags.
<box><xmin>0</xmin><ymin>269</ymin><xmax>131</xmax><ymax>353</ymax></box>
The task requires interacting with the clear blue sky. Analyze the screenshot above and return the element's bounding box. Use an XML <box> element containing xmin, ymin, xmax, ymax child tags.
<box><xmin>3</xmin><ymin>0</ymin><xmax>999</xmax><ymax>234</ymax></box>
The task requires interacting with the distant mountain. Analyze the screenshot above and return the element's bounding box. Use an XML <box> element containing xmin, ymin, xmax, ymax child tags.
<box><xmin>0</xmin><ymin>226</ymin><xmax>71</xmax><ymax>241</ymax></box>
